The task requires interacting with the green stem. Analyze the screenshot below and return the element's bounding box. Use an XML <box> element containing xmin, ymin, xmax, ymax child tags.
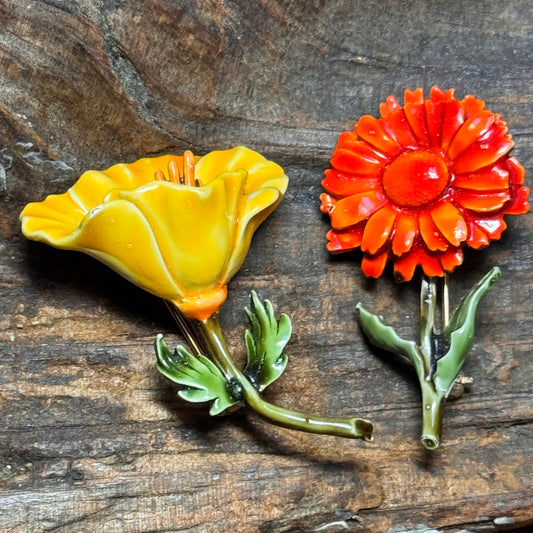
<box><xmin>420</xmin><ymin>380</ymin><xmax>444</xmax><ymax>450</ymax></box>
<box><xmin>418</xmin><ymin>276</ymin><xmax>445</xmax><ymax>450</ymax></box>
<box><xmin>199</xmin><ymin>315</ymin><xmax>373</xmax><ymax>441</ymax></box>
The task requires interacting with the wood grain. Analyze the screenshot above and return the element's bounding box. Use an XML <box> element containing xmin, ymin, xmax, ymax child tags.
<box><xmin>1</xmin><ymin>1</ymin><xmax>532</xmax><ymax>531</ymax></box>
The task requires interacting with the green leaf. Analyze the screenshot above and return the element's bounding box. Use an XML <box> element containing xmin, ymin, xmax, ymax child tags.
<box><xmin>243</xmin><ymin>291</ymin><xmax>291</xmax><ymax>391</ymax></box>
<box><xmin>154</xmin><ymin>334</ymin><xmax>239</xmax><ymax>416</ymax></box>
<box><xmin>356</xmin><ymin>303</ymin><xmax>426</xmax><ymax>381</ymax></box>
<box><xmin>434</xmin><ymin>267</ymin><xmax>501</xmax><ymax>396</ymax></box>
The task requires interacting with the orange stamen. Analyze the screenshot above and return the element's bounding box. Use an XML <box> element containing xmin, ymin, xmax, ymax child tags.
<box><xmin>154</xmin><ymin>152</ymin><xmax>200</xmax><ymax>186</ymax></box>
<box><xmin>154</xmin><ymin>169</ymin><xmax>167</xmax><ymax>182</ymax></box>
<box><xmin>183</xmin><ymin>150</ymin><xmax>196</xmax><ymax>186</ymax></box>
<box><xmin>168</xmin><ymin>159</ymin><xmax>182</xmax><ymax>184</ymax></box>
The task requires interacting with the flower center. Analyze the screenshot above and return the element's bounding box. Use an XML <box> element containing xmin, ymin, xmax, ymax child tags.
<box><xmin>382</xmin><ymin>151</ymin><xmax>450</xmax><ymax>207</ymax></box>
<box><xmin>155</xmin><ymin>150</ymin><xmax>200</xmax><ymax>186</ymax></box>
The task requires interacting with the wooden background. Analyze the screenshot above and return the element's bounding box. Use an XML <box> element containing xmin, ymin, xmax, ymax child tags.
<box><xmin>1</xmin><ymin>1</ymin><xmax>532</xmax><ymax>531</ymax></box>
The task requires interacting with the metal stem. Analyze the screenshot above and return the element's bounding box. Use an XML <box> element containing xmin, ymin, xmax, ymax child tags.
<box><xmin>442</xmin><ymin>273</ymin><xmax>450</xmax><ymax>329</ymax></box>
<box><xmin>164</xmin><ymin>300</ymin><xmax>204</xmax><ymax>356</ymax></box>
<box><xmin>420</xmin><ymin>275</ymin><xmax>437</xmax><ymax>367</ymax></box>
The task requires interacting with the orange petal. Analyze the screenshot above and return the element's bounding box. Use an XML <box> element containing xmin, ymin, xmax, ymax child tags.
<box><xmin>429</xmin><ymin>86</ymin><xmax>455</xmax><ymax>104</ymax></box>
<box><xmin>335</xmin><ymin>130</ymin><xmax>359</xmax><ymax>150</ymax></box>
<box><xmin>455</xmin><ymin>190</ymin><xmax>511</xmax><ymax>212</ymax></box>
<box><xmin>355</xmin><ymin>115</ymin><xmax>400</xmax><ymax>155</ymax></box>
<box><xmin>447</xmin><ymin>111</ymin><xmax>495</xmax><ymax>160</ymax></box>
<box><xmin>404</xmin><ymin>102</ymin><xmax>429</xmax><ymax>146</ymax></box>
<box><xmin>429</xmin><ymin>86</ymin><xmax>446</xmax><ymax>103</ymax></box>
<box><xmin>506</xmin><ymin>186</ymin><xmax>530</xmax><ymax>215</ymax></box>
<box><xmin>419</xmin><ymin>250</ymin><xmax>445</xmax><ymax>277</ymax></box>
<box><xmin>326</xmin><ymin>227</ymin><xmax>364</xmax><ymax>253</ymax></box>
<box><xmin>394</xmin><ymin>247</ymin><xmax>445</xmax><ymax>280</ymax></box>
<box><xmin>404</xmin><ymin>87</ymin><xmax>425</xmax><ymax>105</ymax></box>
<box><xmin>452</xmin><ymin>124</ymin><xmax>514</xmax><ymax>174</ymax></box>
<box><xmin>331</xmin><ymin>147</ymin><xmax>385</xmax><ymax>176</ymax></box>
<box><xmin>430</xmin><ymin>201</ymin><xmax>468</xmax><ymax>246</ymax></box>
<box><xmin>419</xmin><ymin>212</ymin><xmax>449</xmax><ymax>251</ymax></box>
<box><xmin>475</xmin><ymin>216</ymin><xmax>507</xmax><ymax>239</ymax></box>
<box><xmin>320</xmin><ymin>193</ymin><xmax>336</xmax><ymax>214</ymax></box>
<box><xmin>461</xmin><ymin>95</ymin><xmax>485</xmax><ymax>118</ymax></box>
<box><xmin>361</xmin><ymin>205</ymin><xmax>397</xmax><ymax>254</ymax></box>
<box><xmin>466</xmin><ymin>222</ymin><xmax>490</xmax><ymax>249</ymax></box>
<box><xmin>508</xmin><ymin>156</ymin><xmax>525</xmax><ymax>186</ymax></box>
<box><xmin>505</xmin><ymin>157</ymin><xmax>529</xmax><ymax>214</ymax></box>
<box><xmin>322</xmin><ymin>170</ymin><xmax>381</xmax><ymax>198</ymax></box>
<box><xmin>440</xmin><ymin>100</ymin><xmax>465</xmax><ymax>153</ymax></box>
<box><xmin>439</xmin><ymin>248</ymin><xmax>464</xmax><ymax>272</ymax></box>
<box><xmin>361</xmin><ymin>252</ymin><xmax>388</xmax><ymax>278</ymax></box>
<box><xmin>425</xmin><ymin>99</ymin><xmax>445</xmax><ymax>147</ymax></box>
<box><xmin>402</xmin><ymin>88</ymin><xmax>429</xmax><ymax>145</ymax></box>
<box><xmin>381</xmin><ymin>109</ymin><xmax>418</xmax><ymax>149</ymax></box>
<box><xmin>341</xmin><ymin>138</ymin><xmax>388</xmax><ymax>160</ymax></box>
<box><xmin>391</xmin><ymin>213</ymin><xmax>418</xmax><ymax>256</ymax></box>
<box><xmin>330</xmin><ymin>191</ymin><xmax>387</xmax><ymax>229</ymax></box>
<box><xmin>393</xmin><ymin>251</ymin><xmax>419</xmax><ymax>282</ymax></box>
<box><xmin>453</xmin><ymin>166</ymin><xmax>509</xmax><ymax>190</ymax></box>
<box><xmin>380</xmin><ymin>95</ymin><xmax>402</xmax><ymax>117</ymax></box>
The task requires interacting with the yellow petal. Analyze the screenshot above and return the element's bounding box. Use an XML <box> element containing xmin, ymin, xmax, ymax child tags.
<box><xmin>226</xmin><ymin>186</ymin><xmax>283</xmax><ymax>280</ymax></box>
<box><xmin>21</xmin><ymin>192</ymin><xmax>84</xmax><ymax>229</ymax></box>
<box><xmin>67</xmin><ymin>170</ymin><xmax>121</xmax><ymax>216</ymax></box>
<box><xmin>106</xmin><ymin>171</ymin><xmax>247</xmax><ymax>292</ymax></box>
<box><xmin>195</xmin><ymin>146</ymin><xmax>262</xmax><ymax>183</ymax></box>
<box><xmin>102</xmin><ymin>155</ymin><xmax>195</xmax><ymax>188</ymax></box>
<box><xmin>21</xmin><ymin>155</ymin><xmax>194</xmax><ymax>235</ymax></box>
<box><xmin>55</xmin><ymin>199</ymin><xmax>182</xmax><ymax>300</ymax></box>
<box><xmin>21</xmin><ymin>217</ymin><xmax>78</xmax><ymax>242</ymax></box>
<box><xmin>243</xmin><ymin>160</ymin><xmax>288</xmax><ymax>195</ymax></box>
<box><xmin>195</xmin><ymin>146</ymin><xmax>288</xmax><ymax>194</ymax></box>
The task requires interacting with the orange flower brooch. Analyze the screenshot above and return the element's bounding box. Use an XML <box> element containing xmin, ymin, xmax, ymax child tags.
<box><xmin>321</xmin><ymin>86</ymin><xmax>529</xmax><ymax>448</ymax></box>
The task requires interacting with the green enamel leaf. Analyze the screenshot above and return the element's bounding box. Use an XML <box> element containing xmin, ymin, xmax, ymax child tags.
<box><xmin>435</xmin><ymin>267</ymin><xmax>501</xmax><ymax>396</ymax></box>
<box><xmin>356</xmin><ymin>303</ymin><xmax>426</xmax><ymax>380</ymax></box>
<box><xmin>243</xmin><ymin>291</ymin><xmax>291</xmax><ymax>391</ymax></box>
<box><xmin>154</xmin><ymin>334</ymin><xmax>239</xmax><ymax>416</ymax></box>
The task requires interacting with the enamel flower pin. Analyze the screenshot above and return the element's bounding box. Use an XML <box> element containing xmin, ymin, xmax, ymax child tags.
<box><xmin>321</xmin><ymin>86</ymin><xmax>529</xmax><ymax>449</ymax></box>
<box><xmin>21</xmin><ymin>146</ymin><xmax>373</xmax><ymax>442</ymax></box>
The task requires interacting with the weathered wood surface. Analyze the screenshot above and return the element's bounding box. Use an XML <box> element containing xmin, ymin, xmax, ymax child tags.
<box><xmin>1</xmin><ymin>1</ymin><xmax>532</xmax><ymax>532</ymax></box>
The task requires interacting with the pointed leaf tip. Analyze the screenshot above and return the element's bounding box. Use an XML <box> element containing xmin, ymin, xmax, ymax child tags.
<box><xmin>154</xmin><ymin>336</ymin><xmax>239</xmax><ymax>415</ymax></box>
<box><xmin>435</xmin><ymin>267</ymin><xmax>501</xmax><ymax>395</ymax></box>
<box><xmin>243</xmin><ymin>292</ymin><xmax>291</xmax><ymax>391</ymax></box>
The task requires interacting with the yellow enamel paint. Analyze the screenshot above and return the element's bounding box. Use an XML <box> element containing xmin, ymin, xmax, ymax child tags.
<box><xmin>20</xmin><ymin>147</ymin><xmax>288</xmax><ymax>321</ymax></box>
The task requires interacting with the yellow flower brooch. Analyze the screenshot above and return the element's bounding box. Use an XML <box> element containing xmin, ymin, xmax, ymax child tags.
<box><xmin>21</xmin><ymin>146</ymin><xmax>373</xmax><ymax>442</ymax></box>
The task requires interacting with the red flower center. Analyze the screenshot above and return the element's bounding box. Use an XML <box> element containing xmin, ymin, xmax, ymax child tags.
<box><xmin>382</xmin><ymin>151</ymin><xmax>450</xmax><ymax>207</ymax></box>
